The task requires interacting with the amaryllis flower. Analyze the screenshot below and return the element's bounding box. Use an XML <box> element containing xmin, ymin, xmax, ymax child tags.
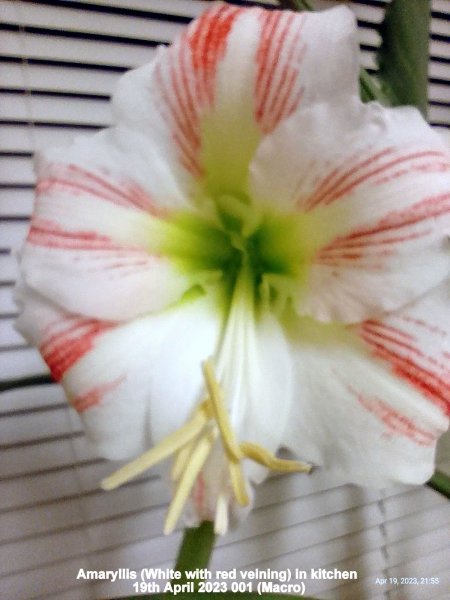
<box><xmin>17</xmin><ymin>4</ymin><xmax>450</xmax><ymax>535</ymax></box>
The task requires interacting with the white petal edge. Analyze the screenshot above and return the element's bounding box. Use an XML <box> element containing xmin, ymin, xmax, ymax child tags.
<box><xmin>65</xmin><ymin>295</ymin><xmax>221</xmax><ymax>459</ymax></box>
<box><xmin>20</xmin><ymin>127</ymin><xmax>195</xmax><ymax>321</ymax></box>
<box><xmin>250</xmin><ymin>99</ymin><xmax>450</xmax><ymax>322</ymax></box>
<box><xmin>284</xmin><ymin>314</ymin><xmax>448</xmax><ymax>487</ymax></box>
<box><xmin>113</xmin><ymin>5</ymin><xmax>359</xmax><ymax>194</ymax></box>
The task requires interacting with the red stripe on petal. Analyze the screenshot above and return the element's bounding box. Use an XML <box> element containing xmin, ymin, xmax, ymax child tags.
<box><xmin>189</xmin><ymin>5</ymin><xmax>242</xmax><ymax>105</ymax></box>
<box><xmin>328</xmin><ymin>150</ymin><xmax>448</xmax><ymax>207</ymax></box>
<box><xmin>304</xmin><ymin>148</ymin><xmax>395</xmax><ymax>211</ymax></box>
<box><xmin>400</xmin><ymin>315</ymin><xmax>448</xmax><ymax>338</ymax></box>
<box><xmin>356</xmin><ymin>394</ymin><xmax>438</xmax><ymax>446</ymax></box>
<box><xmin>37</xmin><ymin>164</ymin><xmax>162</xmax><ymax>215</ymax></box>
<box><xmin>27</xmin><ymin>219</ymin><xmax>139</xmax><ymax>254</ymax></box>
<box><xmin>317</xmin><ymin>192</ymin><xmax>450</xmax><ymax>267</ymax></box>
<box><xmin>305</xmin><ymin>149</ymin><xmax>449</xmax><ymax>211</ymax></box>
<box><xmin>358</xmin><ymin>320</ymin><xmax>450</xmax><ymax>416</ymax></box>
<box><xmin>28</xmin><ymin>219</ymin><xmax>160</xmax><ymax>280</ymax></box>
<box><xmin>362</xmin><ymin>320</ymin><xmax>415</xmax><ymax>341</ymax></box>
<box><xmin>41</xmin><ymin>317</ymin><xmax>115</xmax><ymax>381</ymax></box>
<box><xmin>27</xmin><ymin>220</ymin><xmax>159</xmax><ymax>271</ymax></box>
<box><xmin>361</xmin><ymin>322</ymin><xmax>420</xmax><ymax>355</ymax></box>
<box><xmin>317</xmin><ymin>231</ymin><xmax>427</xmax><ymax>259</ymax></box>
<box><xmin>372</xmin><ymin>161</ymin><xmax>450</xmax><ymax>189</ymax></box>
<box><xmin>347</xmin><ymin>192</ymin><xmax>450</xmax><ymax>238</ymax></box>
<box><xmin>154</xmin><ymin>54</ymin><xmax>203</xmax><ymax>177</ymax></box>
<box><xmin>193</xmin><ymin>473</ymin><xmax>208</xmax><ymax>519</ymax></box>
<box><xmin>71</xmin><ymin>377</ymin><xmax>125</xmax><ymax>412</ymax></box>
<box><xmin>255</xmin><ymin>11</ymin><xmax>305</xmax><ymax>134</ymax></box>
<box><xmin>255</xmin><ymin>12</ymin><xmax>278</xmax><ymax>98</ymax></box>
<box><xmin>155</xmin><ymin>5</ymin><xmax>242</xmax><ymax>177</ymax></box>
<box><xmin>340</xmin><ymin>377</ymin><xmax>440</xmax><ymax>445</ymax></box>
<box><xmin>28</xmin><ymin>219</ymin><xmax>123</xmax><ymax>251</ymax></box>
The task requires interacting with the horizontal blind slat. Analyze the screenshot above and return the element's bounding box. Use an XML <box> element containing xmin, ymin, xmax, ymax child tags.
<box><xmin>1</xmin><ymin>31</ymin><xmax>157</xmax><ymax>68</ymax></box>
<box><xmin>2</xmin><ymin>1</ymin><xmax>186</xmax><ymax>42</ymax></box>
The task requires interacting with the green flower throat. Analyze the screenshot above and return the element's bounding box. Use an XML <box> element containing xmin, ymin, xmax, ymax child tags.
<box><xmin>160</xmin><ymin>193</ymin><xmax>323</xmax><ymax>314</ymax></box>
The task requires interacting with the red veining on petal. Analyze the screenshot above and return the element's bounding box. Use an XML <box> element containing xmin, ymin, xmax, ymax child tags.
<box><xmin>356</xmin><ymin>393</ymin><xmax>438</xmax><ymax>446</ymax></box>
<box><xmin>304</xmin><ymin>148</ymin><xmax>450</xmax><ymax>211</ymax></box>
<box><xmin>28</xmin><ymin>219</ymin><xmax>125</xmax><ymax>251</ymax></box>
<box><xmin>155</xmin><ymin>5</ymin><xmax>242</xmax><ymax>177</ymax></box>
<box><xmin>37</xmin><ymin>164</ymin><xmax>163</xmax><ymax>216</ymax></box>
<box><xmin>316</xmin><ymin>192</ymin><xmax>450</xmax><ymax>267</ymax></box>
<box><xmin>193</xmin><ymin>473</ymin><xmax>207</xmax><ymax>518</ymax></box>
<box><xmin>372</xmin><ymin>161</ymin><xmax>450</xmax><ymax>189</ymax></box>
<box><xmin>400</xmin><ymin>315</ymin><xmax>448</xmax><ymax>338</ymax></box>
<box><xmin>304</xmin><ymin>148</ymin><xmax>395</xmax><ymax>210</ymax></box>
<box><xmin>27</xmin><ymin>219</ymin><xmax>161</xmax><ymax>280</ymax></box>
<box><xmin>177</xmin><ymin>42</ymin><xmax>202</xmax><ymax>148</ymax></box>
<box><xmin>71</xmin><ymin>377</ymin><xmax>125</xmax><ymax>413</ymax></box>
<box><xmin>189</xmin><ymin>5</ymin><xmax>242</xmax><ymax>105</ymax></box>
<box><xmin>255</xmin><ymin>10</ymin><xmax>305</xmax><ymax>134</ymax></box>
<box><xmin>40</xmin><ymin>317</ymin><xmax>115</xmax><ymax>382</ymax></box>
<box><xmin>359</xmin><ymin>320</ymin><xmax>450</xmax><ymax>416</ymax></box>
<box><xmin>157</xmin><ymin>43</ymin><xmax>202</xmax><ymax>177</ymax></box>
<box><xmin>361</xmin><ymin>321</ymin><xmax>418</xmax><ymax>352</ymax></box>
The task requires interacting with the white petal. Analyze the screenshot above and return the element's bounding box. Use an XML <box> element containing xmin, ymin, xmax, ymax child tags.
<box><xmin>225</xmin><ymin>314</ymin><xmax>292</xmax><ymax>457</ymax></box>
<box><xmin>144</xmin><ymin>297</ymin><xmax>223</xmax><ymax>444</ymax></box>
<box><xmin>356</xmin><ymin>281</ymin><xmax>450</xmax><ymax>418</ymax></box>
<box><xmin>20</xmin><ymin>128</ymin><xmax>192</xmax><ymax>321</ymax></box>
<box><xmin>114</xmin><ymin>5</ymin><xmax>358</xmax><ymax>193</ymax></box>
<box><xmin>18</xmin><ymin>290</ymin><xmax>222</xmax><ymax>459</ymax></box>
<box><xmin>284</xmin><ymin>315</ymin><xmax>448</xmax><ymax>487</ymax></box>
<box><xmin>216</xmin><ymin>293</ymin><xmax>294</xmax><ymax>484</ymax></box>
<box><xmin>37</xmin><ymin>126</ymin><xmax>188</xmax><ymax>213</ymax></box>
<box><xmin>251</xmin><ymin>99</ymin><xmax>450</xmax><ymax>322</ymax></box>
<box><xmin>182</xmin><ymin>306</ymin><xmax>294</xmax><ymax>528</ymax></box>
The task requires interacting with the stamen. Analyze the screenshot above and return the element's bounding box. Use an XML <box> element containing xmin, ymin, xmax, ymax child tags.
<box><xmin>101</xmin><ymin>403</ymin><xmax>209</xmax><ymax>491</ymax></box>
<box><xmin>164</xmin><ymin>429</ymin><xmax>217</xmax><ymax>535</ymax></box>
<box><xmin>170</xmin><ymin>400</ymin><xmax>210</xmax><ymax>482</ymax></box>
<box><xmin>214</xmin><ymin>493</ymin><xmax>229</xmax><ymax>535</ymax></box>
<box><xmin>202</xmin><ymin>360</ymin><xmax>243</xmax><ymax>462</ymax></box>
<box><xmin>101</xmin><ymin>359</ymin><xmax>311</xmax><ymax>535</ymax></box>
<box><xmin>228</xmin><ymin>460</ymin><xmax>250</xmax><ymax>506</ymax></box>
<box><xmin>202</xmin><ymin>359</ymin><xmax>250</xmax><ymax>506</ymax></box>
<box><xmin>240</xmin><ymin>441</ymin><xmax>312</xmax><ymax>473</ymax></box>
<box><xmin>171</xmin><ymin>439</ymin><xmax>197</xmax><ymax>482</ymax></box>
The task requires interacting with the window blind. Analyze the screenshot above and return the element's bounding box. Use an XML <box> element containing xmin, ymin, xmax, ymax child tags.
<box><xmin>0</xmin><ymin>1</ymin><xmax>449</xmax><ymax>599</ymax></box>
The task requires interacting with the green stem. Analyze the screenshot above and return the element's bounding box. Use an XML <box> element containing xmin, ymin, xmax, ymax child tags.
<box><xmin>166</xmin><ymin>522</ymin><xmax>216</xmax><ymax>600</ymax></box>
<box><xmin>359</xmin><ymin>67</ymin><xmax>391</xmax><ymax>105</ymax></box>
<box><xmin>111</xmin><ymin>522</ymin><xmax>216</xmax><ymax>600</ymax></box>
<box><xmin>277</xmin><ymin>0</ymin><xmax>313</xmax><ymax>10</ymax></box>
<box><xmin>427</xmin><ymin>470</ymin><xmax>450</xmax><ymax>500</ymax></box>
<box><xmin>174</xmin><ymin>521</ymin><xmax>216</xmax><ymax>581</ymax></box>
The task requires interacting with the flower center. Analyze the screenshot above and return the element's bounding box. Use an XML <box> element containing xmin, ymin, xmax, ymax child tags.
<box><xmin>101</xmin><ymin>196</ymin><xmax>319</xmax><ymax>533</ymax></box>
<box><xmin>162</xmin><ymin>194</ymin><xmax>323</xmax><ymax>315</ymax></box>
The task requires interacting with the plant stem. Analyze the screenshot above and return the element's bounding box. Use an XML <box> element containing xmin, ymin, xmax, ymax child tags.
<box><xmin>174</xmin><ymin>521</ymin><xmax>216</xmax><ymax>577</ymax></box>
<box><xmin>111</xmin><ymin>522</ymin><xmax>216</xmax><ymax>600</ymax></box>
<box><xmin>359</xmin><ymin>67</ymin><xmax>391</xmax><ymax>105</ymax></box>
<box><xmin>427</xmin><ymin>470</ymin><xmax>450</xmax><ymax>500</ymax></box>
<box><xmin>277</xmin><ymin>0</ymin><xmax>313</xmax><ymax>10</ymax></box>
